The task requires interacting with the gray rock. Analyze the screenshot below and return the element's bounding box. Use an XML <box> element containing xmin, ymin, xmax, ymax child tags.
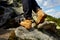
<box><xmin>15</xmin><ymin>26</ymin><xmax>60</xmax><ymax>40</ymax></box>
<box><xmin>0</xmin><ymin>7</ymin><xmax>13</xmax><ymax>26</ymax></box>
<box><xmin>0</xmin><ymin>6</ymin><xmax>18</xmax><ymax>27</ymax></box>
<box><xmin>37</xmin><ymin>21</ymin><xmax>57</xmax><ymax>32</ymax></box>
<box><xmin>7</xmin><ymin>0</ymin><xmax>14</xmax><ymax>4</ymax></box>
<box><xmin>12</xmin><ymin>6</ymin><xmax>23</xmax><ymax>14</ymax></box>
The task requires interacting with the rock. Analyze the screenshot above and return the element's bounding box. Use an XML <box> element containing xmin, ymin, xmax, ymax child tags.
<box><xmin>8</xmin><ymin>30</ymin><xmax>17</xmax><ymax>40</ymax></box>
<box><xmin>0</xmin><ymin>6</ymin><xmax>19</xmax><ymax>28</ymax></box>
<box><xmin>7</xmin><ymin>0</ymin><xmax>14</xmax><ymax>4</ymax></box>
<box><xmin>15</xmin><ymin>27</ymin><xmax>60</xmax><ymax>40</ymax></box>
<box><xmin>12</xmin><ymin>6</ymin><xmax>23</xmax><ymax>15</ymax></box>
<box><xmin>37</xmin><ymin>21</ymin><xmax>57</xmax><ymax>32</ymax></box>
<box><xmin>0</xmin><ymin>3</ymin><xmax>23</xmax><ymax>28</ymax></box>
<box><xmin>0</xmin><ymin>28</ymin><xmax>14</xmax><ymax>40</ymax></box>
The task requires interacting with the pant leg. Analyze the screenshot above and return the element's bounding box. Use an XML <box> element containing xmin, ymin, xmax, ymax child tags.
<box><xmin>21</xmin><ymin>0</ymin><xmax>32</xmax><ymax>19</ymax></box>
<box><xmin>32</xmin><ymin>0</ymin><xmax>41</xmax><ymax>13</ymax></box>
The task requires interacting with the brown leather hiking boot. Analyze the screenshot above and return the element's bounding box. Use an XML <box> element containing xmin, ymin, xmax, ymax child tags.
<box><xmin>35</xmin><ymin>9</ymin><xmax>47</xmax><ymax>24</ymax></box>
<box><xmin>20</xmin><ymin>19</ymin><xmax>32</xmax><ymax>29</ymax></box>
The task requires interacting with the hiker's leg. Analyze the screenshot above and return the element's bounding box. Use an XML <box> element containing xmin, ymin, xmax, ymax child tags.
<box><xmin>20</xmin><ymin>0</ymin><xmax>32</xmax><ymax>29</ymax></box>
<box><xmin>32</xmin><ymin>0</ymin><xmax>41</xmax><ymax>12</ymax></box>
<box><xmin>32</xmin><ymin>0</ymin><xmax>47</xmax><ymax>24</ymax></box>
<box><xmin>21</xmin><ymin>0</ymin><xmax>32</xmax><ymax>19</ymax></box>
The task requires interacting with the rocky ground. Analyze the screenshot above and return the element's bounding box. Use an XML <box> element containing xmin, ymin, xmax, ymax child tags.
<box><xmin>0</xmin><ymin>21</ymin><xmax>60</xmax><ymax>40</ymax></box>
<box><xmin>14</xmin><ymin>21</ymin><xmax>60</xmax><ymax>40</ymax></box>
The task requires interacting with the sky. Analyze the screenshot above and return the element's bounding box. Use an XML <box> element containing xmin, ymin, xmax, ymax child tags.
<box><xmin>36</xmin><ymin>0</ymin><xmax>60</xmax><ymax>18</ymax></box>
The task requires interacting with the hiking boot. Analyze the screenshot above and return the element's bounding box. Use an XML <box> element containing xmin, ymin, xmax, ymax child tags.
<box><xmin>20</xmin><ymin>19</ymin><xmax>32</xmax><ymax>29</ymax></box>
<box><xmin>35</xmin><ymin>9</ymin><xmax>47</xmax><ymax>24</ymax></box>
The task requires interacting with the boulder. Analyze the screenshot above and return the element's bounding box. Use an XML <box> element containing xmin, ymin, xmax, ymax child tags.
<box><xmin>37</xmin><ymin>21</ymin><xmax>57</xmax><ymax>32</ymax></box>
<box><xmin>0</xmin><ymin>6</ymin><xmax>18</xmax><ymax>28</ymax></box>
<box><xmin>14</xmin><ymin>27</ymin><xmax>60</xmax><ymax>40</ymax></box>
<box><xmin>14</xmin><ymin>21</ymin><xmax>60</xmax><ymax>40</ymax></box>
